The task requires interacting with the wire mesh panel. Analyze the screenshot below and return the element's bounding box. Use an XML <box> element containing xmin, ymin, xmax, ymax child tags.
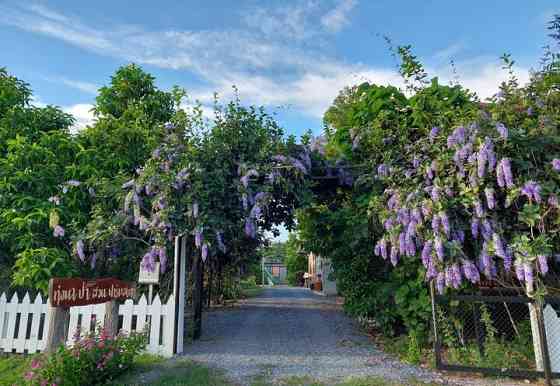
<box><xmin>433</xmin><ymin>293</ymin><xmax>560</xmax><ymax>380</ymax></box>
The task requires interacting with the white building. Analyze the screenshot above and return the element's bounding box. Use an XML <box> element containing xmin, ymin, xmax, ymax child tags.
<box><xmin>307</xmin><ymin>253</ymin><xmax>337</xmax><ymax>296</ymax></box>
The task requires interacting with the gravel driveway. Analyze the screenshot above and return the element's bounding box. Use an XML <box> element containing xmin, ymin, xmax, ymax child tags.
<box><xmin>181</xmin><ymin>286</ymin><xmax>526</xmax><ymax>385</ymax></box>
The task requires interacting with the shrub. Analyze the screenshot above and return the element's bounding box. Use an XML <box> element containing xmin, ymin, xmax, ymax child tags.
<box><xmin>21</xmin><ymin>327</ymin><xmax>147</xmax><ymax>386</ymax></box>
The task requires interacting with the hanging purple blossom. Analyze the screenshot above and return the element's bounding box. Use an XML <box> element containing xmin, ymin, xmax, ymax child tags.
<box><xmin>421</xmin><ymin>202</ymin><xmax>431</xmax><ymax>217</ymax></box>
<box><xmin>552</xmin><ymin>159</ymin><xmax>560</xmax><ymax>171</ymax></box>
<box><xmin>471</xmin><ymin>217</ymin><xmax>480</xmax><ymax>238</ymax></box>
<box><xmin>411</xmin><ymin>208</ymin><xmax>422</xmax><ymax>223</ymax></box>
<box><xmin>430</xmin><ymin>186</ymin><xmax>441</xmax><ymax>202</ymax></box>
<box><xmin>289</xmin><ymin>157</ymin><xmax>308</xmax><ymax>174</ymax></box>
<box><xmin>439</xmin><ymin>211</ymin><xmax>450</xmax><ymax>236</ymax></box>
<box><xmin>537</xmin><ymin>255</ymin><xmax>549</xmax><ymax>275</ymax></box>
<box><xmin>521</xmin><ymin>181</ymin><xmax>542</xmax><ymax>203</ymax></box>
<box><xmin>399</xmin><ymin>232</ymin><xmax>407</xmax><ymax>256</ymax></box>
<box><xmin>201</xmin><ymin>243</ymin><xmax>209</xmax><ymax>263</ymax></box>
<box><xmin>251</xmin><ymin>204</ymin><xmax>262</xmax><ymax>219</ymax></box>
<box><xmin>524</xmin><ymin>263</ymin><xmax>534</xmax><ymax>288</ymax></box>
<box><xmin>90</xmin><ymin>253</ymin><xmax>97</xmax><ymax>269</ymax></box>
<box><xmin>549</xmin><ymin>194</ymin><xmax>559</xmax><ymax>208</ymax></box>
<box><xmin>53</xmin><ymin>225</ymin><xmax>65</xmax><ymax>238</ymax></box>
<box><xmin>492</xmin><ymin>233</ymin><xmax>506</xmax><ymax>258</ymax></box>
<box><xmin>496</xmin><ymin>162</ymin><xmax>505</xmax><ymax>187</ymax></box>
<box><xmin>158</xmin><ymin>248</ymin><xmax>167</xmax><ymax>273</ymax></box>
<box><xmin>436</xmin><ymin>272</ymin><xmax>445</xmax><ymax>294</ymax></box>
<box><xmin>474</xmin><ymin>200</ymin><xmax>484</xmax><ymax>218</ymax></box>
<box><xmin>462</xmin><ymin>261</ymin><xmax>480</xmax><ymax>284</ymax></box>
<box><xmin>377</xmin><ymin>164</ymin><xmax>389</xmax><ymax>178</ymax></box>
<box><xmin>195</xmin><ymin>229</ymin><xmax>203</xmax><ymax>248</ymax></box>
<box><xmin>244</xmin><ymin>219</ymin><xmax>256</xmax><ymax>238</ymax></box>
<box><xmin>76</xmin><ymin>240</ymin><xmax>85</xmax><ymax>262</ymax></box>
<box><xmin>390</xmin><ymin>245</ymin><xmax>399</xmax><ymax>267</ymax></box>
<box><xmin>379</xmin><ymin>238</ymin><xmax>388</xmax><ymax>260</ymax></box>
<box><xmin>435</xmin><ymin>238</ymin><xmax>444</xmax><ymax>261</ymax></box>
<box><xmin>504</xmin><ymin>248</ymin><xmax>513</xmax><ymax>272</ymax></box>
<box><xmin>481</xmin><ymin>219</ymin><xmax>493</xmax><ymax>241</ymax></box>
<box><xmin>141</xmin><ymin>249</ymin><xmax>155</xmax><ymax>272</ymax></box>
<box><xmin>241</xmin><ymin>169</ymin><xmax>259</xmax><ymax>188</ymax></box>
<box><xmin>515</xmin><ymin>262</ymin><xmax>525</xmax><ymax>282</ymax></box>
<box><xmin>500</xmin><ymin>158</ymin><xmax>514</xmax><ymax>188</ymax></box>
<box><xmin>485</xmin><ymin>188</ymin><xmax>496</xmax><ymax>210</ymax></box>
<box><xmin>496</xmin><ymin>122</ymin><xmax>508</xmax><ymax>139</ymax></box>
<box><xmin>421</xmin><ymin>241</ymin><xmax>433</xmax><ymax>267</ymax></box>
<box><xmin>429</xmin><ymin>126</ymin><xmax>440</xmax><ymax>141</ymax></box>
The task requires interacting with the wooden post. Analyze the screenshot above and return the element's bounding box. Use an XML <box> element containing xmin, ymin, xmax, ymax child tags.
<box><xmin>104</xmin><ymin>300</ymin><xmax>119</xmax><ymax>338</ymax></box>
<box><xmin>192</xmin><ymin>252</ymin><xmax>203</xmax><ymax>340</ymax></box>
<box><xmin>45</xmin><ymin>280</ymin><xmax>70</xmax><ymax>352</ymax></box>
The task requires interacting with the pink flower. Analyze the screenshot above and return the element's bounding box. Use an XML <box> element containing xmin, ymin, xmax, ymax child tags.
<box><xmin>24</xmin><ymin>371</ymin><xmax>35</xmax><ymax>381</ymax></box>
<box><xmin>31</xmin><ymin>358</ymin><xmax>42</xmax><ymax>369</ymax></box>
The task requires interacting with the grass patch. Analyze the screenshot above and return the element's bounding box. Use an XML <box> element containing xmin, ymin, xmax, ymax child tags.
<box><xmin>110</xmin><ymin>357</ymin><xmax>231</xmax><ymax>386</ymax></box>
<box><xmin>0</xmin><ymin>354</ymin><xmax>32</xmax><ymax>385</ymax></box>
<box><xmin>241</xmin><ymin>286</ymin><xmax>264</xmax><ymax>298</ymax></box>
<box><xmin>252</xmin><ymin>376</ymin><xmax>441</xmax><ymax>386</ymax></box>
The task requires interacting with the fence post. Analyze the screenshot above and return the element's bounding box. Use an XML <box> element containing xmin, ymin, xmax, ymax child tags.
<box><xmin>45</xmin><ymin>280</ymin><xmax>70</xmax><ymax>352</ymax></box>
<box><xmin>535</xmin><ymin>300</ymin><xmax>553</xmax><ymax>386</ymax></box>
<box><xmin>104</xmin><ymin>300</ymin><xmax>119</xmax><ymax>337</ymax></box>
<box><xmin>430</xmin><ymin>281</ymin><xmax>442</xmax><ymax>369</ymax></box>
<box><xmin>472</xmin><ymin>295</ymin><xmax>485</xmax><ymax>358</ymax></box>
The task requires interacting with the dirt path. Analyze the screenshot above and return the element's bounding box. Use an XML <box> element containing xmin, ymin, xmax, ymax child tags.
<box><xmin>180</xmin><ymin>286</ymin><xmax>502</xmax><ymax>385</ymax></box>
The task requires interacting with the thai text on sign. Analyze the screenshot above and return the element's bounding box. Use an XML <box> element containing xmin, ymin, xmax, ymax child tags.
<box><xmin>49</xmin><ymin>277</ymin><xmax>136</xmax><ymax>307</ymax></box>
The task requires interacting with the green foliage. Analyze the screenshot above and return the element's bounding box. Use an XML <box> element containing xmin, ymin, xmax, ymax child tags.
<box><xmin>21</xmin><ymin>328</ymin><xmax>147</xmax><ymax>386</ymax></box>
<box><xmin>284</xmin><ymin>233</ymin><xmax>307</xmax><ymax>286</ymax></box>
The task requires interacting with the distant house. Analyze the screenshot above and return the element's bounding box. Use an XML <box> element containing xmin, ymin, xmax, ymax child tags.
<box><xmin>261</xmin><ymin>257</ymin><xmax>287</xmax><ymax>285</ymax></box>
<box><xmin>307</xmin><ymin>253</ymin><xmax>337</xmax><ymax>296</ymax></box>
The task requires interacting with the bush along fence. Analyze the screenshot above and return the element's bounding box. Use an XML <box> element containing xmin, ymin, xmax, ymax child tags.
<box><xmin>431</xmin><ymin>284</ymin><xmax>560</xmax><ymax>384</ymax></box>
<box><xmin>0</xmin><ymin>292</ymin><xmax>176</xmax><ymax>357</ymax></box>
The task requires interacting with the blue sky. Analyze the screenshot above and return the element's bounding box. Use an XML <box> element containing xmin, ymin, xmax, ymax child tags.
<box><xmin>0</xmin><ymin>1</ymin><xmax>557</xmax><ymax>137</ymax></box>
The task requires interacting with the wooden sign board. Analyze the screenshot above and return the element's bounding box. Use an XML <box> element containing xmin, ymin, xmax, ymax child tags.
<box><xmin>49</xmin><ymin>277</ymin><xmax>136</xmax><ymax>307</ymax></box>
<box><xmin>139</xmin><ymin>262</ymin><xmax>160</xmax><ymax>284</ymax></box>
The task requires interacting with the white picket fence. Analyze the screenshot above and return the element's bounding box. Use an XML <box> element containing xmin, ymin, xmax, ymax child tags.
<box><xmin>0</xmin><ymin>292</ymin><xmax>175</xmax><ymax>357</ymax></box>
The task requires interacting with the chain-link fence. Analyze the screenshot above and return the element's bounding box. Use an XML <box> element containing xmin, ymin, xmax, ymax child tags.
<box><xmin>432</xmin><ymin>289</ymin><xmax>560</xmax><ymax>384</ymax></box>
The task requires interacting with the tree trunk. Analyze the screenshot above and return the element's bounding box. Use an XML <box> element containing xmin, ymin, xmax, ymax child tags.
<box><xmin>104</xmin><ymin>300</ymin><xmax>119</xmax><ymax>338</ymax></box>
<box><xmin>207</xmin><ymin>263</ymin><xmax>213</xmax><ymax>308</ymax></box>
<box><xmin>192</xmin><ymin>252</ymin><xmax>203</xmax><ymax>340</ymax></box>
<box><xmin>45</xmin><ymin>305</ymin><xmax>70</xmax><ymax>352</ymax></box>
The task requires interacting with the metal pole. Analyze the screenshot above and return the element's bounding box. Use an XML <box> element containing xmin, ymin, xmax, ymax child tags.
<box><xmin>430</xmin><ymin>281</ymin><xmax>443</xmax><ymax>369</ymax></box>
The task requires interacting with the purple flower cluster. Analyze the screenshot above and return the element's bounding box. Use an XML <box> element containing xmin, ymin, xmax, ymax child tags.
<box><xmin>447</xmin><ymin>126</ymin><xmax>466</xmax><ymax>148</ymax></box>
<box><xmin>53</xmin><ymin>225</ymin><xmax>65</xmax><ymax>238</ymax></box>
<box><xmin>521</xmin><ymin>181</ymin><xmax>542</xmax><ymax>203</ymax></box>
<box><xmin>485</xmin><ymin>188</ymin><xmax>496</xmax><ymax>210</ymax></box>
<box><xmin>497</xmin><ymin>158</ymin><xmax>514</xmax><ymax>188</ymax></box>
<box><xmin>496</xmin><ymin>122</ymin><xmax>508</xmax><ymax>139</ymax></box>
<box><xmin>552</xmin><ymin>159</ymin><xmax>560</xmax><ymax>171</ymax></box>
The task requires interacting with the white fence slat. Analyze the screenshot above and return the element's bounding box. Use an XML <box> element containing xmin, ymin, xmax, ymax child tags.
<box><xmin>148</xmin><ymin>295</ymin><xmax>162</xmax><ymax>353</ymax></box>
<box><xmin>119</xmin><ymin>299</ymin><xmax>134</xmax><ymax>334</ymax></box>
<box><xmin>163</xmin><ymin>296</ymin><xmax>175</xmax><ymax>357</ymax></box>
<box><xmin>4</xmin><ymin>293</ymin><xmax>19</xmax><ymax>352</ymax></box>
<box><xmin>135</xmin><ymin>295</ymin><xmax>148</xmax><ymax>333</ymax></box>
<box><xmin>0</xmin><ymin>291</ymin><xmax>176</xmax><ymax>357</ymax></box>
<box><xmin>13</xmin><ymin>293</ymin><xmax>31</xmax><ymax>353</ymax></box>
<box><xmin>26</xmin><ymin>294</ymin><xmax>44</xmax><ymax>353</ymax></box>
<box><xmin>0</xmin><ymin>293</ymin><xmax>7</xmax><ymax>344</ymax></box>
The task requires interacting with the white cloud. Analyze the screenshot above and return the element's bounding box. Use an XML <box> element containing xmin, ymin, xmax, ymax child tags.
<box><xmin>45</xmin><ymin>76</ymin><xmax>99</xmax><ymax>95</ymax></box>
<box><xmin>0</xmin><ymin>3</ymin><xmax>534</xmax><ymax>124</ymax></box>
<box><xmin>321</xmin><ymin>0</ymin><xmax>357</xmax><ymax>33</ymax></box>
<box><xmin>63</xmin><ymin>104</ymin><xmax>95</xmax><ymax>133</ymax></box>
